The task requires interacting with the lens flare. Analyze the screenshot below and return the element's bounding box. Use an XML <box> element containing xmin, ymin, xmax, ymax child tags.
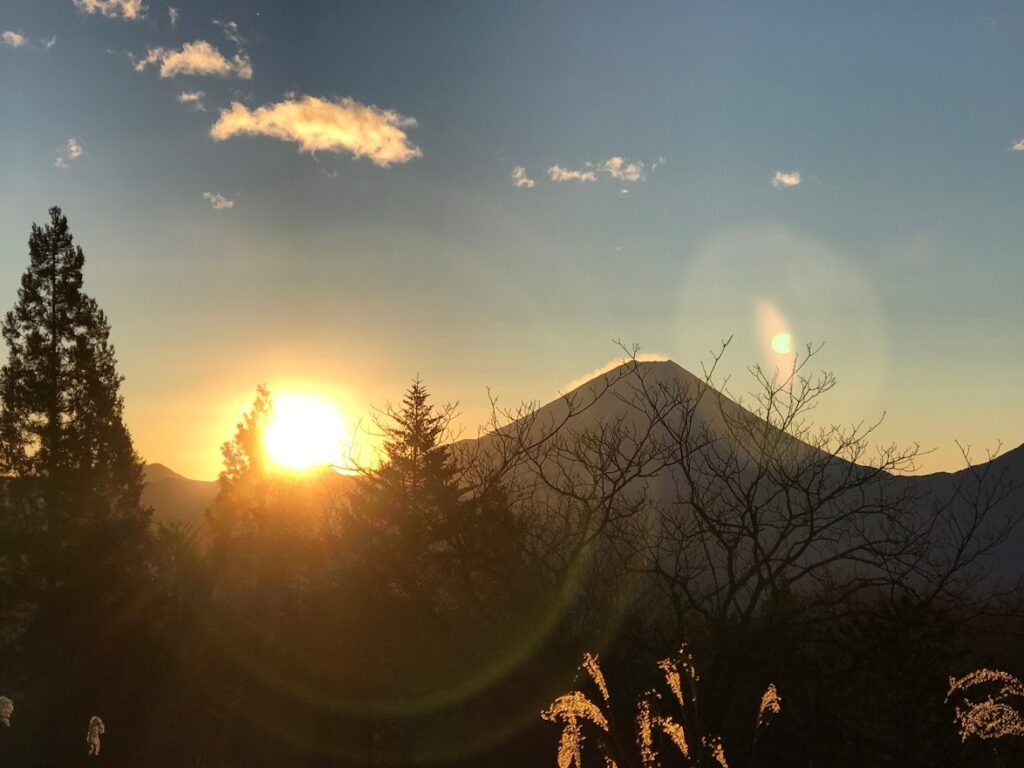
<box><xmin>755</xmin><ymin>299</ymin><xmax>798</xmax><ymax>373</ymax></box>
<box><xmin>770</xmin><ymin>331</ymin><xmax>793</xmax><ymax>355</ymax></box>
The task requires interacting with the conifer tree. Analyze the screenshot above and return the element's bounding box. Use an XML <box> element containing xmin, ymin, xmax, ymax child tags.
<box><xmin>374</xmin><ymin>377</ymin><xmax>462</xmax><ymax>525</ymax></box>
<box><xmin>0</xmin><ymin>205</ymin><xmax>148</xmax><ymax>583</ymax></box>
<box><xmin>0</xmin><ymin>207</ymin><xmax>151</xmax><ymax>761</ymax></box>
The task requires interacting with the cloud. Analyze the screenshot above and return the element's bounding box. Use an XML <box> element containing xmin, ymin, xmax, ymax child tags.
<box><xmin>771</xmin><ymin>170</ymin><xmax>801</xmax><ymax>189</ymax></box>
<box><xmin>561</xmin><ymin>353</ymin><xmax>671</xmax><ymax>394</ymax></box>
<box><xmin>510</xmin><ymin>166</ymin><xmax>535</xmax><ymax>188</ymax></box>
<box><xmin>2</xmin><ymin>31</ymin><xmax>56</xmax><ymax>51</ymax></box>
<box><xmin>547</xmin><ymin>164</ymin><xmax>598</xmax><ymax>182</ymax></box>
<box><xmin>210</xmin><ymin>95</ymin><xmax>422</xmax><ymax>167</ymax></box>
<box><xmin>546</xmin><ymin>156</ymin><xmax>656</xmax><ymax>185</ymax></box>
<box><xmin>203</xmin><ymin>192</ymin><xmax>235</xmax><ymax>209</ymax></box>
<box><xmin>55</xmin><ymin>138</ymin><xmax>84</xmax><ymax>169</ymax></box>
<box><xmin>602</xmin><ymin>156</ymin><xmax>644</xmax><ymax>182</ymax></box>
<box><xmin>177</xmin><ymin>90</ymin><xmax>206</xmax><ymax>110</ymax></box>
<box><xmin>133</xmin><ymin>40</ymin><xmax>252</xmax><ymax>79</ymax></box>
<box><xmin>1012</xmin><ymin>139</ymin><xmax>1024</xmax><ymax>152</ymax></box>
<box><xmin>168</xmin><ymin>6</ymin><xmax>178</xmax><ymax>28</ymax></box>
<box><xmin>213</xmin><ymin>19</ymin><xmax>244</xmax><ymax>47</ymax></box>
<box><xmin>1</xmin><ymin>31</ymin><xmax>27</xmax><ymax>48</ymax></box>
<box><xmin>72</xmin><ymin>0</ymin><xmax>145</xmax><ymax>19</ymax></box>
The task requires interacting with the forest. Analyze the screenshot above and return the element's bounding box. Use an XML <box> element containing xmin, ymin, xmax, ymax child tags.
<box><xmin>1</xmin><ymin>209</ymin><xmax>1022</xmax><ymax>767</ymax></box>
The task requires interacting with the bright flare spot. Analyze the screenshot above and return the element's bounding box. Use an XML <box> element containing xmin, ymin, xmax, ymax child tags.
<box><xmin>263</xmin><ymin>394</ymin><xmax>345</xmax><ymax>472</ymax></box>
<box><xmin>771</xmin><ymin>331</ymin><xmax>793</xmax><ymax>355</ymax></box>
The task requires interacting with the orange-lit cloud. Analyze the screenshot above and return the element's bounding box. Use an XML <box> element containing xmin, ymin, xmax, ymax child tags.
<box><xmin>510</xmin><ymin>166</ymin><xmax>535</xmax><ymax>188</ymax></box>
<box><xmin>2</xmin><ymin>31</ymin><xmax>56</xmax><ymax>50</ymax></box>
<box><xmin>771</xmin><ymin>170</ymin><xmax>801</xmax><ymax>189</ymax></box>
<box><xmin>1</xmin><ymin>31</ymin><xmax>27</xmax><ymax>48</ymax></box>
<box><xmin>133</xmin><ymin>40</ymin><xmax>253</xmax><ymax>79</ymax></box>
<box><xmin>73</xmin><ymin>0</ymin><xmax>144</xmax><ymax>19</ymax></box>
<box><xmin>210</xmin><ymin>95</ymin><xmax>423</xmax><ymax>167</ymax></box>
<box><xmin>602</xmin><ymin>156</ymin><xmax>644</xmax><ymax>182</ymax></box>
<box><xmin>177</xmin><ymin>90</ymin><xmax>206</xmax><ymax>111</ymax></box>
<box><xmin>547</xmin><ymin>164</ymin><xmax>598</xmax><ymax>182</ymax></box>
<box><xmin>202</xmin><ymin>192</ymin><xmax>235</xmax><ymax>210</ymax></box>
<box><xmin>547</xmin><ymin>156</ymin><xmax>654</xmax><ymax>184</ymax></box>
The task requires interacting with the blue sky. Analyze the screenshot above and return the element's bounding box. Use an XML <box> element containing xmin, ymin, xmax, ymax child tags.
<box><xmin>2</xmin><ymin>0</ymin><xmax>1023</xmax><ymax>478</ymax></box>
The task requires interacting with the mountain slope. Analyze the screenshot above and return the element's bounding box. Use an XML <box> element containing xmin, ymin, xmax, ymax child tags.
<box><xmin>142</xmin><ymin>463</ymin><xmax>218</xmax><ymax>529</ymax></box>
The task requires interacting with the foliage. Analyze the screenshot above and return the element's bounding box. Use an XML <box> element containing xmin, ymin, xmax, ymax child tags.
<box><xmin>0</xmin><ymin>207</ymin><xmax>153</xmax><ymax>765</ymax></box>
<box><xmin>542</xmin><ymin>646</ymin><xmax>779</xmax><ymax>767</ymax></box>
<box><xmin>2</xmin><ymin>208</ymin><xmax>1023</xmax><ymax>767</ymax></box>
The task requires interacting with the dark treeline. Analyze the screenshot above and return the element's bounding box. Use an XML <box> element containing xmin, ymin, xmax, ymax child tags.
<box><xmin>1</xmin><ymin>208</ymin><xmax>1023</xmax><ymax>767</ymax></box>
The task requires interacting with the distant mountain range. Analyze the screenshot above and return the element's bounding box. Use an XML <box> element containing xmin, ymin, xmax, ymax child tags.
<box><xmin>142</xmin><ymin>463</ymin><xmax>217</xmax><ymax>529</ymax></box>
<box><xmin>144</xmin><ymin>360</ymin><xmax>1023</xmax><ymax>571</ymax></box>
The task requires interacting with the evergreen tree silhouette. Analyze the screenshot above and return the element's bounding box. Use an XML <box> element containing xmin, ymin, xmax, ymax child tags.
<box><xmin>0</xmin><ymin>206</ymin><xmax>152</xmax><ymax>763</ymax></box>
<box><xmin>374</xmin><ymin>377</ymin><xmax>462</xmax><ymax>531</ymax></box>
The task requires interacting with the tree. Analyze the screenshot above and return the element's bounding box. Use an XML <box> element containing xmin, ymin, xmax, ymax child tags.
<box><xmin>320</xmin><ymin>379</ymin><xmax>540</xmax><ymax>763</ymax></box>
<box><xmin>201</xmin><ymin>385</ymin><xmax>338</xmax><ymax>767</ymax></box>
<box><xmin>0</xmin><ymin>206</ymin><xmax>152</xmax><ymax>763</ymax></box>
<box><xmin>484</xmin><ymin>342</ymin><xmax>1018</xmax><ymax>766</ymax></box>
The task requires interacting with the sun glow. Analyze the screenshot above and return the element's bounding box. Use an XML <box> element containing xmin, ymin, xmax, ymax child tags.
<box><xmin>263</xmin><ymin>394</ymin><xmax>346</xmax><ymax>472</ymax></box>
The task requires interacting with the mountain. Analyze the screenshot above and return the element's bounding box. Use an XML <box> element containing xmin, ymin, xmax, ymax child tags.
<box><xmin>462</xmin><ymin>358</ymin><xmax>1024</xmax><ymax>582</ymax></box>
<box><xmin>139</xmin><ymin>359</ymin><xmax>1022</xmax><ymax>577</ymax></box>
<box><xmin>142</xmin><ymin>463</ymin><xmax>218</xmax><ymax>529</ymax></box>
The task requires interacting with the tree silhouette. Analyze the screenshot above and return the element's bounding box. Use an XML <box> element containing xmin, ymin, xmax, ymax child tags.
<box><xmin>0</xmin><ymin>206</ymin><xmax>152</xmax><ymax>763</ymax></box>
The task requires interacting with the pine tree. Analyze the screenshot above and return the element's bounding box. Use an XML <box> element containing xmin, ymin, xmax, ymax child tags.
<box><xmin>374</xmin><ymin>377</ymin><xmax>462</xmax><ymax>525</ymax></box>
<box><xmin>206</xmin><ymin>383</ymin><xmax>274</xmax><ymax>544</ymax></box>
<box><xmin>0</xmin><ymin>206</ymin><xmax>152</xmax><ymax>762</ymax></box>
<box><xmin>0</xmin><ymin>205</ymin><xmax>148</xmax><ymax>584</ymax></box>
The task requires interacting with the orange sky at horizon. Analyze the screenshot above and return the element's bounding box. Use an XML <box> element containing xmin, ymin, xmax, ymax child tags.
<box><xmin>121</xmin><ymin>349</ymin><xmax>1021</xmax><ymax>483</ymax></box>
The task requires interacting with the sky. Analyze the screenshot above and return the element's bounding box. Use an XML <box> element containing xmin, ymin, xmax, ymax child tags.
<box><xmin>2</xmin><ymin>0</ymin><xmax>1023</xmax><ymax>479</ymax></box>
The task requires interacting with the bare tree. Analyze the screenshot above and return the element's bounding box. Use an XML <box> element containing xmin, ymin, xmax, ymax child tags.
<box><xmin>468</xmin><ymin>341</ymin><xmax>1019</xmax><ymax>732</ymax></box>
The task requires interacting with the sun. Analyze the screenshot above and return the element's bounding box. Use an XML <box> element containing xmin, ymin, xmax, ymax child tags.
<box><xmin>263</xmin><ymin>394</ymin><xmax>346</xmax><ymax>472</ymax></box>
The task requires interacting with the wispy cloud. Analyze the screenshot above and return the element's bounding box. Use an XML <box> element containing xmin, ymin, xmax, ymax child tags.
<box><xmin>168</xmin><ymin>6</ymin><xmax>178</xmax><ymax>28</ymax></box>
<box><xmin>510</xmin><ymin>166</ymin><xmax>535</xmax><ymax>188</ymax></box>
<box><xmin>72</xmin><ymin>0</ymin><xmax>145</xmax><ymax>19</ymax></box>
<box><xmin>177</xmin><ymin>90</ymin><xmax>206</xmax><ymax>111</ymax></box>
<box><xmin>133</xmin><ymin>40</ymin><xmax>252</xmax><ymax>79</ymax></box>
<box><xmin>210</xmin><ymin>95</ymin><xmax>422</xmax><ymax>167</ymax></box>
<box><xmin>1012</xmin><ymin>139</ymin><xmax>1024</xmax><ymax>152</ymax></box>
<box><xmin>55</xmin><ymin>138</ymin><xmax>84</xmax><ymax>169</ymax></box>
<box><xmin>202</xmin><ymin>192</ymin><xmax>234</xmax><ymax>209</ymax></box>
<box><xmin>213</xmin><ymin>19</ymin><xmax>244</xmax><ymax>47</ymax></box>
<box><xmin>602</xmin><ymin>156</ymin><xmax>644</xmax><ymax>182</ymax></box>
<box><xmin>771</xmin><ymin>170</ymin><xmax>801</xmax><ymax>189</ymax></box>
<box><xmin>2</xmin><ymin>31</ymin><xmax>57</xmax><ymax>51</ymax></box>
<box><xmin>546</xmin><ymin>156</ymin><xmax>656</xmax><ymax>185</ymax></box>
<box><xmin>547</xmin><ymin>164</ymin><xmax>598</xmax><ymax>182</ymax></box>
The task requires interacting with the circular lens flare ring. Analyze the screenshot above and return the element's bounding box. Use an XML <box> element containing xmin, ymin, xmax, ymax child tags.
<box><xmin>263</xmin><ymin>394</ymin><xmax>346</xmax><ymax>472</ymax></box>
